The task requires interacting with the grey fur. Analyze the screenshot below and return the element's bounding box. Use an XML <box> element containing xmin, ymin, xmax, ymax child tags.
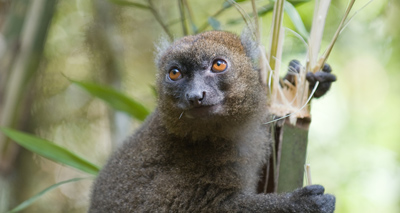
<box><xmin>154</xmin><ymin>36</ymin><xmax>171</xmax><ymax>67</ymax></box>
<box><xmin>89</xmin><ymin>31</ymin><xmax>335</xmax><ymax>212</ymax></box>
<box><xmin>240</xmin><ymin>28</ymin><xmax>260</xmax><ymax>65</ymax></box>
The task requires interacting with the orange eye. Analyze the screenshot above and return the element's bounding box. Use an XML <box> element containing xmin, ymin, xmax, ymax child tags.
<box><xmin>169</xmin><ymin>68</ymin><xmax>182</xmax><ymax>81</ymax></box>
<box><xmin>212</xmin><ymin>59</ymin><xmax>227</xmax><ymax>73</ymax></box>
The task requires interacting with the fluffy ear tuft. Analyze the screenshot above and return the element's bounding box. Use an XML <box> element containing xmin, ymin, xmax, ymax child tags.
<box><xmin>241</xmin><ymin>28</ymin><xmax>267</xmax><ymax>85</ymax></box>
<box><xmin>154</xmin><ymin>36</ymin><xmax>171</xmax><ymax>68</ymax></box>
<box><xmin>240</xmin><ymin>28</ymin><xmax>260</xmax><ymax>67</ymax></box>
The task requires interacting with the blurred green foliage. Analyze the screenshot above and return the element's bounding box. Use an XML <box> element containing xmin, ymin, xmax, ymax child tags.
<box><xmin>1</xmin><ymin>128</ymin><xmax>100</xmax><ymax>175</ymax></box>
<box><xmin>71</xmin><ymin>80</ymin><xmax>150</xmax><ymax>121</ymax></box>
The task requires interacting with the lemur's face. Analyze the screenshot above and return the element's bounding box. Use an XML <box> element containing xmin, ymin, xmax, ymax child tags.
<box><xmin>157</xmin><ymin>31</ymin><xmax>263</xmax><ymax>121</ymax></box>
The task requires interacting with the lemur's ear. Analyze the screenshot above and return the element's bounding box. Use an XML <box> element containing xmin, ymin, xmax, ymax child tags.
<box><xmin>154</xmin><ymin>36</ymin><xmax>171</xmax><ymax>69</ymax></box>
<box><xmin>240</xmin><ymin>28</ymin><xmax>260</xmax><ymax>65</ymax></box>
<box><xmin>241</xmin><ymin>28</ymin><xmax>267</xmax><ymax>85</ymax></box>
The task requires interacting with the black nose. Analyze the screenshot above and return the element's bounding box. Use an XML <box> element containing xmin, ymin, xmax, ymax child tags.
<box><xmin>186</xmin><ymin>91</ymin><xmax>206</xmax><ymax>107</ymax></box>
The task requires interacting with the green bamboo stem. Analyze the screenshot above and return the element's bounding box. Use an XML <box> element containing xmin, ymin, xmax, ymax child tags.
<box><xmin>277</xmin><ymin>118</ymin><xmax>310</xmax><ymax>192</ymax></box>
<box><xmin>269</xmin><ymin>0</ymin><xmax>284</xmax><ymax>71</ymax></box>
<box><xmin>268</xmin><ymin>0</ymin><xmax>284</xmax><ymax>93</ymax></box>
<box><xmin>263</xmin><ymin>0</ymin><xmax>285</xmax><ymax>194</ymax></box>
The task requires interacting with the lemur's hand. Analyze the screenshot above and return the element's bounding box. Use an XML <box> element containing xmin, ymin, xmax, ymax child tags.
<box><xmin>284</xmin><ymin>60</ymin><xmax>337</xmax><ymax>98</ymax></box>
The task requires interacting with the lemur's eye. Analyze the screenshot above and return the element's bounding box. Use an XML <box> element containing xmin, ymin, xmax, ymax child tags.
<box><xmin>169</xmin><ymin>68</ymin><xmax>182</xmax><ymax>81</ymax></box>
<box><xmin>211</xmin><ymin>59</ymin><xmax>227</xmax><ymax>73</ymax></box>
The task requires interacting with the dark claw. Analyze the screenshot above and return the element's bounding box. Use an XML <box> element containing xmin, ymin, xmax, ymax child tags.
<box><xmin>307</xmin><ymin>67</ymin><xmax>337</xmax><ymax>98</ymax></box>
<box><xmin>284</xmin><ymin>59</ymin><xmax>302</xmax><ymax>86</ymax></box>
<box><xmin>322</xmin><ymin>63</ymin><xmax>332</xmax><ymax>73</ymax></box>
<box><xmin>289</xmin><ymin>59</ymin><xmax>302</xmax><ymax>73</ymax></box>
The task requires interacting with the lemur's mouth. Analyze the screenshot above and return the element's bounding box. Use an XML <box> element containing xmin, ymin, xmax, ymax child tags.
<box><xmin>184</xmin><ymin>104</ymin><xmax>222</xmax><ymax>119</ymax></box>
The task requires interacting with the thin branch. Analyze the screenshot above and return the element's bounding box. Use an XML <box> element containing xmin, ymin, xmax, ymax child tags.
<box><xmin>178</xmin><ymin>0</ymin><xmax>188</xmax><ymax>36</ymax></box>
<box><xmin>314</xmin><ymin>0</ymin><xmax>356</xmax><ymax>72</ymax></box>
<box><xmin>341</xmin><ymin>0</ymin><xmax>373</xmax><ymax>34</ymax></box>
<box><xmin>251</xmin><ymin>0</ymin><xmax>260</xmax><ymax>43</ymax></box>
<box><xmin>197</xmin><ymin>7</ymin><xmax>226</xmax><ymax>32</ymax></box>
<box><xmin>182</xmin><ymin>0</ymin><xmax>197</xmax><ymax>34</ymax></box>
<box><xmin>228</xmin><ymin>0</ymin><xmax>256</xmax><ymax>37</ymax></box>
<box><xmin>147</xmin><ymin>0</ymin><xmax>173</xmax><ymax>40</ymax></box>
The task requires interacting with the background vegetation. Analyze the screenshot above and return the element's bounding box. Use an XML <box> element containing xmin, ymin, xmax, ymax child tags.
<box><xmin>0</xmin><ymin>0</ymin><xmax>399</xmax><ymax>212</ymax></box>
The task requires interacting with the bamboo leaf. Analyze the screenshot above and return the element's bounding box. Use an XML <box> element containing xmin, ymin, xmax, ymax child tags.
<box><xmin>71</xmin><ymin>80</ymin><xmax>150</xmax><ymax>121</ymax></box>
<box><xmin>257</xmin><ymin>2</ymin><xmax>275</xmax><ymax>16</ymax></box>
<box><xmin>7</xmin><ymin>177</ymin><xmax>92</xmax><ymax>213</ymax></box>
<box><xmin>227</xmin><ymin>2</ymin><xmax>274</xmax><ymax>25</ymax></box>
<box><xmin>190</xmin><ymin>23</ymin><xmax>198</xmax><ymax>34</ymax></box>
<box><xmin>208</xmin><ymin>17</ymin><xmax>221</xmax><ymax>30</ymax></box>
<box><xmin>198</xmin><ymin>0</ymin><xmax>247</xmax><ymax>32</ymax></box>
<box><xmin>227</xmin><ymin>0</ymin><xmax>310</xmax><ymax>25</ymax></box>
<box><xmin>108</xmin><ymin>0</ymin><xmax>150</xmax><ymax>9</ymax></box>
<box><xmin>0</xmin><ymin>128</ymin><xmax>100</xmax><ymax>175</ymax></box>
<box><xmin>222</xmin><ymin>0</ymin><xmax>248</xmax><ymax>9</ymax></box>
<box><xmin>284</xmin><ymin>1</ymin><xmax>309</xmax><ymax>38</ymax></box>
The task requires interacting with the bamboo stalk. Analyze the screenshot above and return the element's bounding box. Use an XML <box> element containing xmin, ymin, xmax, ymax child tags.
<box><xmin>274</xmin><ymin>0</ymin><xmax>332</xmax><ymax>193</ymax></box>
<box><xmin>277</xmin><ymin>119</ymin><xmax>309</xmax><ymax>192</ymax></box>
<box><xmin>274</xmin><ymin>0</ymin><xmax>356</xmax><ymax>193</ymax></box>
<box><xmin>268</xmin><ymin>0</ymin><xmax>285</xmax><ymax>78</ymax></box>
<box><xmin>263</xmin><ymin>0</ymin><xmax>286</xmax><ymax>194</ymax></box>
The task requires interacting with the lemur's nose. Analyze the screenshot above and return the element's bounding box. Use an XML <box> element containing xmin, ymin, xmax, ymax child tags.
<box><xmin>186</xmin><ymin>91</ymin><xmax>206</xmax><ymax>107</ymax></box>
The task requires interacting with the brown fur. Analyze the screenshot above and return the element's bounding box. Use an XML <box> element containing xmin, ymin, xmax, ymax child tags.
<box><xmin>89</xmin><ymin>31</ymin><xmax>335</xmax><ymax>212</ymax></box>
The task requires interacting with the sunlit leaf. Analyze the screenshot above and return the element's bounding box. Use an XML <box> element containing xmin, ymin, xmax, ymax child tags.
<box><xmin>227</xmin><ymin>2</ymin><xmax>274</xmax><ymax>25</ymax></box>
<box><xmin>227</xmin><ymin>0</ymin><xmax>310</xmax><ymax>25</ymax></box>
<box><xmin>0</xmin><ymin>128</ymin><xmax>100</xmax><ymax>175</ymax></box>
<box><xmin>71</xmin><ymin>80</ymin><xmax>150</xmax><ymax>121</ymax></box>
<box><xmin>284</xmin><ymin>1</ymin><xmax>309</xmax><ymax>38</ymax></box>
<box><xmin>7</xmin><ymin>177</ymin><xmax>92</xmax><ymax>213</ymax></box>
<box><xmin>208</xmin><ymin>17</ymin><xmax>221</xmax><ymax>30</ymax></box>
<box><xmin>257</xmin><ymin>2</ymin><xmax>275</xmax><ymax>16</ymax></box>
<box><xmin>263</xmin><ymin>0</ymin><xmax>311</xmax><ymax>17</ymax></box>
<box><xmin>108</xmin><ymin>0</ymin><xmax>150</xmax><ymax>9</ymax></box>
